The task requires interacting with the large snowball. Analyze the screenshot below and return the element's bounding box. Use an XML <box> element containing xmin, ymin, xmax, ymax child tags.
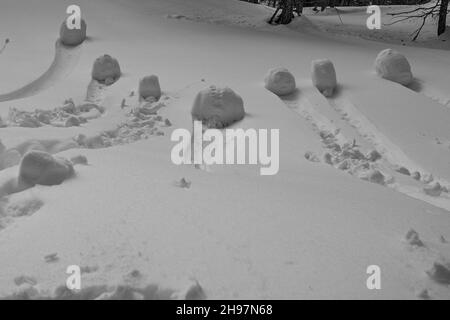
<box><xmin>311</xmin><ymin>59</ymin><xmax>337</xmax><ymax>97</ymax></box>
<box><xmin>264</xmin><ymin>68</ymin><xmax>296</xmax><ymax>96</ymax></box>
<box><xmin>19</xmin><ymin>151</ymin><xmax>74</xmax><ymax>186</ymax></box>
<box><xmin>139</xmin><ymin>75</ymin><xmax>162</xmax><ymax>101</ymax></box>
<box><xmin>191</xmin><ymin>86</ymin><xmax>245</xmax><ymax>128</ymax></box>
<box><xmin>374</xmin><ymin>49</ymin><xmax>413</xmax><ymax>86</ymax></box>
<box><xmin>60</xmin><ymin>19</ymin><xmax>87</xmax><ymax>46</ymax></box>
<box><xmin>92</xmin><ymin>54</ymin><xmax>121</xmax><ymax>85</ymax></box>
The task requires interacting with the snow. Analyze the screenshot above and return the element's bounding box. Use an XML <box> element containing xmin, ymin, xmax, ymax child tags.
<box><xmin>0</xmin><ymin>0</ymin><xmax>449</xmax><ymax>299</ymax></box>
<box><xmin>311</xmin><ymin>59</ymin><xmax>337</xmax><ymax>97</ymax></box>
<box><xmin>264</xmin><ymin>68</ymin><xmax>296</xmax><ymax>96</ymax></box>
<box><xmin>59</xmin><ymin>19</ymin><xmax>87</xmax><ymax>47</ymax></box>
<box><xmin>374</xmin><ymin>49</ymin><xmax>413</xmax><ymax>86</ymax></box>
<box><xmin>191</xmin><ymin>85</ymin><xmax>245</xmax><ymax>128</ymax></box>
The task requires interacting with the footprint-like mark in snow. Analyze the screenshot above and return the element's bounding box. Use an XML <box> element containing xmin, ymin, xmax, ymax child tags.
<box><xmin>0</xmin><ymin>40</ymin><xmax>82</xmax><ymax>103</ymax></box>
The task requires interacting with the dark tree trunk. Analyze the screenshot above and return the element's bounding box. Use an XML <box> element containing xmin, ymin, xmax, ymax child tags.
<box><xmin>279</xmin><ymin>0</ymin><xmax>295</xmax><ymax>24</ymax></box>
<box><xmin>438</xmin><ymin>0</ymin><xmax>449</xmax><ymax>36</ymax></box>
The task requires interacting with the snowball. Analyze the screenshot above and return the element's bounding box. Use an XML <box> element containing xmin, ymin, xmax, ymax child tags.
<box><xmin>19</xmin><ymin>151</ymin><xmax>74</xmax><ymax>186</ymax></box>
<box><xmin>139</xmin><ymin>75</ymin><xmax>162</xmax><ymax>101</ymax></box>
<box><xmin>374</xmin><ymin>49</ymin><xmax>413</xmax><ymax>86</ymax></box>
<box><xmin>92</xmin><ymin>54</ymin><xmax>121</xmax><ymax>85</ymax></box>
<box><xmin>60</xmin><ymin>19</ymin><xmax>87</xmax><ymax>47</ymax></box>
<box><xmin>264</xmin><ymin>68</ymin><xmax>296</xmax><ymax>96</ymax></box>
<box><xmin>311</xmin><ymin>59</ymin><xmax>337</xmax><ymax>97</ymax></box>
<box><xmin>191</xmin><ymin>86</ymin><xmax>245</xmax><ymax>128</ymax></box>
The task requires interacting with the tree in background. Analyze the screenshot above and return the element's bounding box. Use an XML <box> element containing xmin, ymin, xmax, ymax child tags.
<box><xmin>388</xmin><ymin>0</ymin><xmax>449</xmax><ymax>40</ymax></box>
<box><xmin>268</xmin><ymin>0</ymin><xmax>304</xmax><ymax>24</ymax></box>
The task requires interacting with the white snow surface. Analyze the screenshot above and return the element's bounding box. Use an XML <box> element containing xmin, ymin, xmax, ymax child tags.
<box><xmin>0</xmin><ymin>0</ymin><xmax>449</xmax><ymax>299</ymax></box>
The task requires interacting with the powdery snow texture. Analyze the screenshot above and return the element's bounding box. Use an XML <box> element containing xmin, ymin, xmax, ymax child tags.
<box><xmin>374</xmin><ymin>49</ymin><xmax>413</xmax><ymax>86</ymax></box>
<box><xmin>264</xmin><ymin>68</ymin><xmax>296</xmax><ymax>96</ymax></box>
<box><xmin>60</xmin><ymin>19</ymin><xmax>87</xmax><ymax>47</ymax></box>
<box><xmin>311</xmin><ymin>59</ymin><xmax>337</xmax><ymax>97</ymax></box>
<box><xmin>191</xmin><ymin>85</ymin><xmax>245</xmax><ymax>128</ymax></box>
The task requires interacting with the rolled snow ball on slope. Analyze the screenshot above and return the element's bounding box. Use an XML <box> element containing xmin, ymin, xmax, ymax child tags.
<box><xmin>311</xmin><ymin>59</ymin><xmax>337</xmax><ymax>97</ymax></box>
<box><xmin>191</xmin><ymin>86</ymin><xmax>245</xmax><ymax>129</ymax></box>
<box><xmin>19</xmin><ymin>151</ymin><xmax>74</xmax><ymax>186</ymax></box>
<box><xmin>92</xmin><ymin>54</ymin><xmax>121</xmax><ymax>85</ymax></box>
<box><xmin>139</xmin><ymin>75</ymin><xmax>162</xmax><ymax>101</ymax></box>
<box><xmin>60</xmin><ymin>19</ymin><xmax>87</xmax><ymax>46</ymax></box>
<box><xmin>374</xmin><ymin>49</ymin><xmax>413</xmax><ymax>86</ymax></box>
<box><xmin>264</xmin><ymin>68</ymin><xmax>296</xmax><ymax>96</ymax></box>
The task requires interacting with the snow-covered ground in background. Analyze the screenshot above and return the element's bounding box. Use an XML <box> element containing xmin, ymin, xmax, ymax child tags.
<box><xmin>0</xmin><ymin>0</ymin><xmax>450</xmax><ymax>299</ymax></box>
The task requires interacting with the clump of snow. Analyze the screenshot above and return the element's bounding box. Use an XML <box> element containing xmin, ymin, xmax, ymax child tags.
<box><xmin>395</xmin><ymin>166</ymin><xmax>410</xmax><ymax>176</ymax></box>
<box><xmin>374</xmin><ymin>49</ymin><xmax>413</xmax><ymax>86</ymax></box>
<box><xmin>367</xmin><ymin>149</ymin><xmax>382</xmax><ymax>162</ymax></box>
<box><xmin>264</xmin><ymin>68</ymin><xmax>296</xmax><ymax>96</ymax></box>
<box><xmin>427</xmin><ymin>261</ymin><xmax>450</xmax><ymax>285</ymax></box>
<box><xmin>70</xmin><ymin>155</ymin><xmax>88</xmax><ymax>166</ymax></box>
<box><xmin>59</xmin><ymin>19</ymin><xmax>87</xmax><ymax>47</ymax></box>
<box><xmin>92</xmin><ymin>54</ymin><xmax>121</xmax><ymax>85</ymax></box>
<box><xmin>19</xmin><ymin>151</ymin><xmax>74</xmax><ymax>186</ymax></box>
<box><xmin>360</xmin><ymin>169</ymin><xmax>386</xmax><ymax>185</ymax></box>
<box><xmin>191</xmin><ymin>85</ymin><xmax>245</xmax><ymax>128</ymax></box>
<box><xmin>405</xmin><ymin>229</ymin><xmax>424</xmax><ymax>247</ymax></box>
<box><xmin>423</xmin><ymin>182</ymin><xmax>442</xmax><ymax>197</ymax></box>
<box><xmin>311</xmin><ymin>59</ymin><xmax>337</xmax><ymax>97</ymax></box>
<box><xmin>139</xmin><ymin>75</ymin><xmax>162</xmax><ymax>101</ymax></box>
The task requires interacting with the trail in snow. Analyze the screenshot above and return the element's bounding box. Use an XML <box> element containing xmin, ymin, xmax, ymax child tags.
<box><xmin>0</xmin><ymin>40</ymin><xmax>82</xmax><ymax>103</ymax></box>
<box><xmin>328</xmin><ymin>92</ymin><xmax>450</xmax><ymax>211</ymax></box>
<box><xmin>268</xmin><ymin>81</ymin><xmax>450</xmax><ymax>212</ymax></box>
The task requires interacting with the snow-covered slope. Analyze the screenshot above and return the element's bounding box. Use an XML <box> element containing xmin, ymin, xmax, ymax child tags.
<box><xmin>1</xmin><ymin>0</ymin><xmax>450</xmax><ymax>299</ymax></box>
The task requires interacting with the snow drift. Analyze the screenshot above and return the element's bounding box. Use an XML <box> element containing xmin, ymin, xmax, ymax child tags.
<box><xmin>191</xmin><ymin>85</ymin><xmax>245</xmax><ymax>128</ymax></box>
<box><xmin>374</xmin><ymin>49</ymin><xmax>413</xmax><ymax>86</ymax></box>
<box><xmin>311</xmin><ymin>59</ymin><xmax>337</xmax><ymax>97</ymax></box>
<box><xmin>139</xmin><ymin>75</ymin><xmax>162</xmax><ymax>101</ymax></box>
<box><xmin>92</xmin><ymin>54</ymin><xmax>121</xmax><ymax>85</ymax></box>
<box><xmin>264</xmin><ymin>68</ymin><xmax>296</xmax><ymax>96</ymax></box>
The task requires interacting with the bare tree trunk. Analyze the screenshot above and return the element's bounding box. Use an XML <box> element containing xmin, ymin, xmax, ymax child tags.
<box><xmin>279</xmin><ymin>0</ymin><xmax>295</xmax><ymax>24</ymax></box>
<box><xmin>438</xmin><ymin>0</ymin><xmax>449</xmax><ymax>36</ymax></box>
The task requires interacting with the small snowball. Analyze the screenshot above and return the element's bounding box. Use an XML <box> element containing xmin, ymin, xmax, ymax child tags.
<box><xmin>264</xmin><ymin>68</ymin><xmax>296</xmax><ymax>96</ymax></box>
<box><xmin>374</xmin><ymin>49</ymin><xmax>413</xmax><ymax>86</ymax></box>
<box><xmin>139</xmin><ymin>75</ymin><xmax>162</xmax><ymax>101</ymax></box>
<box><xmin>92</xmin><ymin>54</ymin><xmax>121</xmax><ymax>85</ymax></box>
<box><xmin>60</xmin><ymin>19</ymin><xmax>87</xmax><ymax>46</ymax></box>
<box><xmin>191</xmin><ymin>85</ymin><xmax>245</xmax><ymax>128</ymax></box>
<box><xmin>311</xmin><ymin>59</ymin><xmax>337</xmax><ymax>97</ymax></box>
